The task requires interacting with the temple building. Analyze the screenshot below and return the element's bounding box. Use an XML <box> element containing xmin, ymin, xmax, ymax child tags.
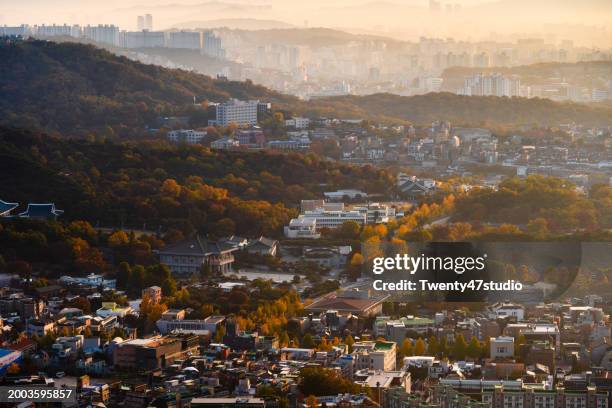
<box><xmin>158</xmin><ymin>235</ymin><xmax>238</xmax><ymax>276</ymax></box>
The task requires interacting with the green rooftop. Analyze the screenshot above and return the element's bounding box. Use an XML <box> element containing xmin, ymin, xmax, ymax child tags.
<box><xmin>375</xmin><ymin>341</ymin><xmax>395</xmax><ymax>350</ymax></box>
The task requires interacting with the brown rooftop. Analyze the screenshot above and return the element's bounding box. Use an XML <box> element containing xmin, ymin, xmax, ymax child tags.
<box><xmin>305</xmin><ymin>296</ymin><xmax>385</xmax><ymax>315</ymax></box>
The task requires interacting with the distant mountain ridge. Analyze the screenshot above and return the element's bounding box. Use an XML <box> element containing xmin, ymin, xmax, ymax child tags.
<box><xmin>171</xmin><ymin>18</ymin><xmax>295</xmax><ymax>31</ymax></box>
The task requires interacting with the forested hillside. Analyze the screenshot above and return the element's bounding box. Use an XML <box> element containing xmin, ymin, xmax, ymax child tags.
<box><xmin>0</xmin><ymin>127</ymin><xmax>393</xmax><ymax>235</ymax></box>
<box><xmin>301</xmin><ymin>92</ymin><xmax>612</xmax><ymax>128</ymax></box>
<box><xmin>0</xmin><ymin>39</ymin><xmax>295</xmax><ymax>137</ymax></box>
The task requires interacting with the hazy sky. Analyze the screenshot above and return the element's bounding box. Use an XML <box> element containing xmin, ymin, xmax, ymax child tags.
<box><xmin>1</xmin><ymin>0</ymin><xmax>611</xmax><ymax>46</ymax></box>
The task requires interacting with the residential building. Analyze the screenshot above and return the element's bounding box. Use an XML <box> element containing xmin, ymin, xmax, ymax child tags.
<box><xmin>211</xmin><ymin>137</ymin><xmax>240</xmax><ymax>149</ymax></box>
<box><xmin>96</xmin><ymin>302</ymin><xmax>133</xmax><ymax>318</ymax></box>
<box><xmin>167</xmin><ymin>31</ymin><xmax>201</xmax><ymax>49</ymax></box>
<box><xmin>113</xmin><ymin>334</ymin><xmax>198</xmax><ymax>371</ymax></box>
<box><xmin>461</xmin><ymin>73</ymin><xmax>521</xmax><ymax>97</ymax></box>
<box><xmin>354</xmin><ymin>369</ymin><xmax>410</xmax><ymax>404</ymax></box>
<box><xmin>267</xmin><ymin>139</ymin><xmax>311</xmax><ymax>151</ymax></box>
<box><xmin>235</xmin><ymin>128</ymin><xmax>265</xmax><ymax>148</ymax></box>
<box><xmin>123</xmin><ymin>30</ymin><xmax>165</xmax><ymax>48</ymax></box>
<box><xmin>26</xmin><ymin>319</ymin><xmax>55</xmax><ymax>337</ymax></box>
<box><xmin>285</xmin><ymin>117</ymin><xmax>310</xmax><ymax>129</ymax></box>
<box><xmin>82</xmin><ymin>24</ymin><xmax>119</xmax><ymax>46</ymax></box>
<box><xmin>36</xmin><ymin>24</ymin><xmax>80</xmax><ymax>37</ymax></box>
<box><xmin>142</xmin><ymin>286</ymin><xmax>162</xmax><ymax>304</ymax></box>
<box><xmin>203</xmin><ymin>31</ymin><xmax>225</xmax><ymax>59</ymax></box>
<box><xmin>156</xmin><ymin>309</ymin><xmax>224</xmax><ymax>335</ymax></box>
<box><xmin>284</xmin><ymin>217</ymin><xmax>320</xmax><ymax>239</ymax></box>
<box><xmin>352</xmin><ymin>341</ymin><xmax>397</xmax><ymax>371</ymax></box>
<box><xmin>490</xmin><ymin>336</ymin><xmax>514</xmax><ymax>359</ymax></box>
<box><xmin>374</xmin><ymin>316</ymin><xmax>436</xmax><ymax>343</ymax></box>
<box><xmin>167</xmin><ymin>129</ymin><xmax>207</xmax><ymax>144</ymax></box>
<box><xmin>212</xmin><ymin>99</ymin><xmax>259</xmax><ymax>126</ymax></box>
<box><xmin>491</xmin><ymin>302</ymin><xmax>525</xmax><ymax>321</ymax></box>
<box><xmin>59</xmin><ymin>273</ymin><xmax>116</xmax><ymax>289</ymax></box>
<box><xmin>191</xmin><ymin>397</ymin><xmax>265</xmax><ymax>408</ymax></box>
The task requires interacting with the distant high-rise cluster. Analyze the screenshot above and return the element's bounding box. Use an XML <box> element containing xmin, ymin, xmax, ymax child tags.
<box><xmin>0</xmin><ymin>21</ymin><xmax>227</xmax><ymax>57</ymax></box>
<box><xmin>136</xmin><ymin>14</ymin><xmax>153</xmax><ymax>31</ymax></box>
<box><xmin>203</xmin><ymin>31</ymin><xmax>226</xmax><ymax>59</ymax></box>
<box><xmin>460</xmin><ymin>73</ymin><xmax>521</xmax><ymax>97</ymax></box>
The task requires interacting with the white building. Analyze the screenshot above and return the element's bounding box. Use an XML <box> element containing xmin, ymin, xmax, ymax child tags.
<box><xmin>352</xmin><ymin>203</ymin><xmax>396</xmax><ymax>224</ymax></box>
<box><xmin>36</xmin><ymin>24</ymin><xmax>80</xmax><ymax>38</ymax></box>
<box><xmin>82</xmin><ymin>25</ymin><xmax>120</xmax><ymax>46</ymax></box>
<box><xmin>284</xmin><ymin>217</ymin><xmax>320</xmax><ymax>239</ymax></box>
<box><xmin>203</xmin><ymin>31</ymin><xmax>225</xmax><ymax>58</ymax></box>
<box><xmin>213</xmin><ymin>99</ymin><xmax>259</xmax><ymax>127</ymax></box>
<box><xmin>156</xmin><ymin>314</ymin><xmax>223</xmax><ymax>335</ymax></box>
<box><xmin>461</xmin><ymin>73</ymin><xmax>521</xmax><ymax>97</ymax></box>
<box><xmin>96</xmin><ymin>302</ymin><xmax>133</xmax><ymax>318</ymax></box>
<box><xmin>0</xmin><ymin>25</ymin><xmax>33</xmax><ymax>37</ymax></box>
<box><xmin>285</xmin><ymin>117</ymin><xmax>311</xmax><ymax>129</ymax></box>
<box><xmin>167</xmin><ymin>129</ymin><xmax>207</xmax><ymax>144</ymax></box>
<box><xmin>403</xmin><ymin>356</ymin><xmax>436</xmax><ymax>368</ymax></box>
<box><xmin>211</xmin><ymin>137</ymin><xmax>240</xmax><ymax>150</ymax></box>
<box><xmin>490</xmin><ymin>302</ymin><xmax>525</xmax><ymax>321</ymax></box>
<box><xmin>490</xmin><ymin>336</ymin><xmax>514</xmax><ymax>359</ymax></box>
<box><xmin>280</xmin><ymin>347</ymin><xmax>315</xmax><ymax>360</ymax></box>
<box><xmin>352</xmin><ymin>341</ymin><xmax>397</xmax><ymax>372</ymax></box>
<box><xmin>299</xmin><ymin>208</ymin><xmax>366</xmax><ymax>230</ymax></box>
<box><xmin>59</xmin><ymin>273</ymin><xmax>116</xmax><ymax>290</ymax></box>
<box><xmin>168</xmin><ymin>31</ymin><xmax>201</xmax><ymax>49</ymax></box>
<box><xmin>267</xmin><ymin>139</ymin><xmax>310</xmax><ymax>151</ymax></box>
<box><xmin>123</xmin><ymin>30</ymin><xmax>165</xmax><ymax>48</ymax></box>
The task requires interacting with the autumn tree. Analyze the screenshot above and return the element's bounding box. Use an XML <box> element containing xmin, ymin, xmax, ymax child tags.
<box><xmin>400</xmin><ymin>338</ymin><xmax>413</xmax><ymax>357</ymax></box>
<box><xmin>345</xmin><ymin>335</ymin><xmax>355</xmax><ymax>353</ymax></box>
<box><xmin>108</xmin><ymin>231</ymin><xmax>129</xmax><ymax>247</ymax></box>
<box><xmin>414</xmin><ymin>338</ymin><xmax>426</xmax><ymax>356</ymax></box>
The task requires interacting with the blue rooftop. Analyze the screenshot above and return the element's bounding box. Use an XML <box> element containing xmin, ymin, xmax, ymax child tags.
<box><xmin>19</xmin><ymin>203</ymin><xmax>64</xmax><ymax>219</ymax></box>
<box><xmin>0</xmin><ymin>200</ymin><xmax>18</xmax><ymax>216</ymax></box>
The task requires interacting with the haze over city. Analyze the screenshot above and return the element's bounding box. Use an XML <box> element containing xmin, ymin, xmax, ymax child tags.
<box><xmin>1</xmin><ymin>0</ymin><xmax>611</xmax><ymax>46</ymax></box>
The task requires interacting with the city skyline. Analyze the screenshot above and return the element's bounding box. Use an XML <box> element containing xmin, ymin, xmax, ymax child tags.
<box><xmin>1</xmin><ymin>0</ymin><xmax>611</xmax><ymax>47</ymax></box>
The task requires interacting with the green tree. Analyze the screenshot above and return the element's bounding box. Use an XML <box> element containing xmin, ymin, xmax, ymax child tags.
<box><xmin>428</xmin><ymin>336</ymin><xmax>439</xmax><ymax>356</ymax></box>
<box><xmin>345</xmin><ymin>335</ymin><xmax>355</xmax><ymax>353</ymax></box>
<box><xmin>452</xmin><ymin>334</ymin><xmax>468</xmax><ymax>360</ymax></box>
<box><xmin>515</xmin><ymin>334</ymin><xmax>526</xmax><ymax>359</ymax></box>
<box><xmin>334</xmin><ymin>221</ymin><xmax>361</xmax><ymax>240</ymax></box>
<box><xmin>467</xmin><ymin>337</ymin><xmax>481</xmax><ymax>360</ymax></box>
<box><xmin>279</xmin><ymin>331</ymin><xmax>290</xmax><ymax>348</ymax></box>
<box><xmin>116</xmin><ymin>262</ymin><xmax>132</xmax><ymax>290</ymax></box>
<box><xmin>439</xmin><ymin>336</ymin><xmax>448</xmax><ymax>357</ymax></box>
<box><xmin>302</xmin><ymin>333</ymin><xmax>315</xmax><ymax>348</ymax></box>
<box><xmin>214</xmin><ymin>325</ymin><xmax>226</xmax><ymax>343</ymax></box>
